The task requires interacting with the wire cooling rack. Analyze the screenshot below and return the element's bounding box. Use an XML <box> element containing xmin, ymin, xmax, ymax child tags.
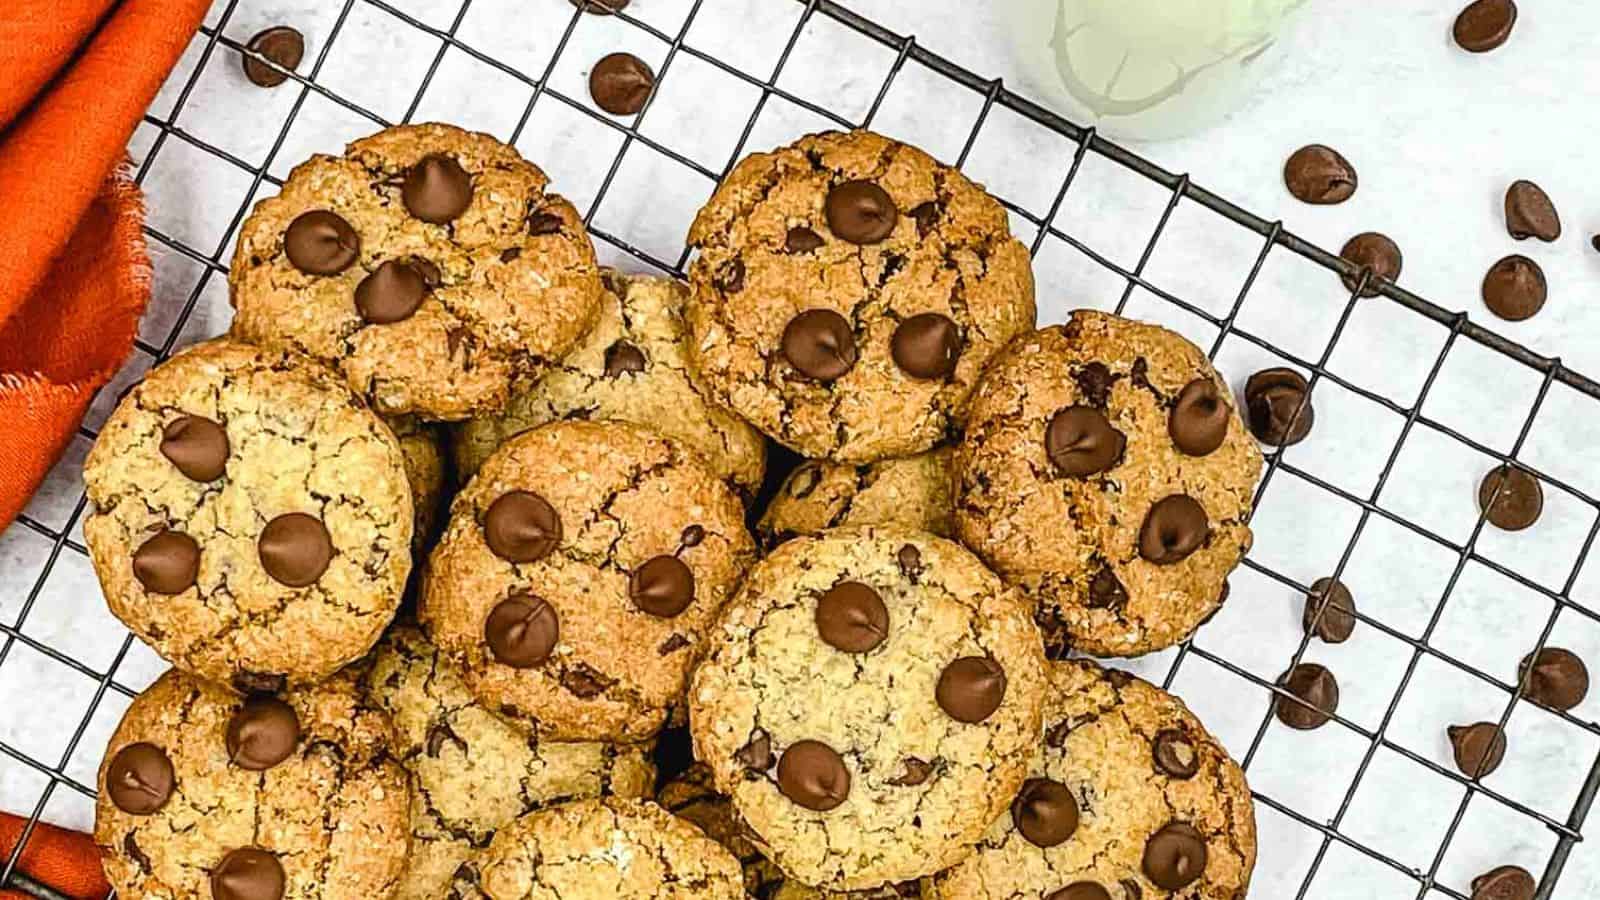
<box><xmin>3</xmin><ymin>1</ymin><xmax>1599</xmax><ymax>899</ymax></box>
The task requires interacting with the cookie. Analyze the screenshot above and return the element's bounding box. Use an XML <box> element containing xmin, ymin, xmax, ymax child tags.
<box><xmin>360</xmin><ymin>625</ymin><xmax>655</xmax><ymax>900</ymax></box>
<box><xmin>229</xmin><ymin>122</ymin><xmax>603</xmax><ymax>420</ymax></box>
<box><xmin>385</xmin><ymin>414</ymin><xmax>448</xmax><ymax>553</ymax></box>
<box><xmin>757</xmin><ymin>446</ymin><xmax>953</xmax><ymax>550</ymax></box>
<box><xmin>453</xmin><ymin>270</ymin><xmax>766</xmax><ymax>499</ymax></box>
<box><xmin>954</xmin><ymin>312</ymin><xmax>1262</xmax><ymax>658</ymax></box>
<box><xmin>94</xmin><ymin>669</ymin><xmax>410</xmax><ymax>900</ymax></box>
<box><xmin>458</xmin><ymin>798</ymin><xmax>743</xmax><ymax>900</ymax></box>
<box><xmin>689</xmin><ymin>527</ymin><xmax>1047</xmax><ymax>890</ymax></box>
<box><xmin>421</xmin><ymin>420</ymin><xmax>757</xmax><ymax>742</ymax></box>
<box><xmin>684</xmin><ymin>129</ymin><xmax>1036</xmax><ymax>463</ymax></box>
<box><xmin>83</xmin><ymin>338</ymin><xmax>412</xmax><ymax>689</ymax></box>
<box><xmin>928</xmin><ymin>661</ymin><xmax>1257</xmax><ymax>900</ymax></box>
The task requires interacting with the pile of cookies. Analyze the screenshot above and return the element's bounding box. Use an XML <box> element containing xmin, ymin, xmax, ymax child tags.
<box><xmin>85</xmin><ymin>124</ymin><xmax>1261</xmax><ymax>900</ymax></box>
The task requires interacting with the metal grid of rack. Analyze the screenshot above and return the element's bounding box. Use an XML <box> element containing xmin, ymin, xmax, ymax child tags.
<box><xmin>2</xmin><ymin>1</ymin><xmax>1598</xmax><ymax>898</ymax></box>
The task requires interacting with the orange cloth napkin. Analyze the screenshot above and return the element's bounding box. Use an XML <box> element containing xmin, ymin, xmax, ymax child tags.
<box><xmin>0</xmin><ymin>812</ymin><xmax>109</xmax><ymax>900</ymax></box>
<box><xmin>0</xmin><ymin>0</ymin><xmax>213</xmax><ymax>532</ymax></box>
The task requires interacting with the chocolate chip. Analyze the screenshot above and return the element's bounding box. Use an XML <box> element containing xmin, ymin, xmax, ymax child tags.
<box><xmin>1046</xmin><ymin>883</ymin><xmax>1111</xmax><ymax>900</ymax></box>
<box><xmin>735</xmin><ymin>730</ymin><xmax>774</xmax><ymax>771</ymax></box>
<box><xmin>124</xmin><ymin>832</ymin><xmax>151</xmax><ymax>873</ymax></box>
<box><xmin>484</xmin><ymin>593</ymin><xmax>559</xmax><ymax>668</ymax></box>
<box><xmin>355</xmin><ymin>260</ymin><xmax>429</xmax><ymax>325</ymax></box>
<box><xmin>781</xmin><ymin>226</ymin><xmax>825</xmax><ymax>254</ymax></box>
<box><xmin>1504</xmin><ymin>180</ymin><xmax>1561</xmax><ymax>242</ymax></box>
<box><xmin>1449</xmin><ymin>721</ymin><xmax>1507</xmax><ymax>777</ymax></box>
<box><xmin>1471</xmin><ymin>865</ymin><xmax>1535</xmax><ymax>900</ymax></box>
<box><xmin>891</xmin><ymin>313</ymin><xmax>962</xmax><ymax>380</ymax></box>
<box><xmin>715</xmin><ymin>259</ymin><xmax>745</xmax><ymax>293</ymax></box>
<box><xmin>679</xmin><ymin>524</ymin><xmax>705</xmax><ymax>548</ymax></box>
<box><xmin>825</xmin><ymin>181</ymin><xmax>898</xmax><ymax>245</ymax></box>
<box><xmin>1152</xmin><ymin>729</ymin><xmax>1199</xmax><ymax>779</ymax></box>
<box><xmin>603</xmin><ymin>340</ymin><xmax>647</xmax><ymax>377</ymax></box>
<box><xmin>1276</xmin><ymin>663</ymin><xmax>1339</xmax><ymax>730</ymax></box>
<box><xmin>1303</xmin><ymin>578</ymin><xmax>1357</xmax><ymax>643</ymax></box>
<box><xmin>1138</xmin><ymin>495</ymin><xmax>1209</xmax><ymax>565</ymax></box>
<box><xmin>1454</xmin><ymin>0</ymin><xmax>1518</xmax><ymax>53</ymax></box>
<box><xmin>211</xmin><ymin>848</ymin><xmax>285</xmax><ymax>900</ymax></box>
<box><xmin>568</xmin><ymin>0</ymin><xmax>628</xmax><ymax>13</ymax></box>
<box><xmin>1142</xmin><ymin>822</ymin><xmax>1208</xmax><ymax>890</ymax></box>
<box><xmin>1087</xmin><ymin>566</ymin><xmax>1128</xmax><ymax>610</ymax></box>
<box><xmin>403</xmin><ymin>154</ymin><xmax>473</xmax><ymax>225</ymax></box>
<box><xmin>887</xmin><ymin>757</ymin><xmax>933</xmax><ymax>786</ymax></box>
<box><xmin>161</xmin><ymin>415</ymin><xmax>229</xmax><ymax>482</ymax></box>
<box><xmin>484</xmin><ymin>491</ymin><xmax>562</xmax><ymax>562</ymax></box>
<box><xmin>1010</xmin><ymin>777</ymin><xmax>1079</xmax><ymax>848</ymax></box>
<box><xmin>630</xmin><ymin>555</ymin><xmax>695</xmax><ymax>618</ymax></box>
<box><xmin>1045</xmin><ymin>406</ymin><xmax>1125</xmax><ymax>477</ymax></box>
<box><xmin>284</xmin><ymin>210</ymin><xmax>360</xmax><ymax>276</ymax></box>
<box><xmin>1169</xmin><ymin>378</ymin><xmax>1229</xmax><ymax>456</ymax></box>
<box><xmin>896</xmin><ymin>544</ymin><xmax>922</xmax><ymax>579</ymax></box>
<box><xmin>133</xmin><ymin>530</ymin><xmax>200</xmax><ymax>594</ymax></box>
<box><xmin>1339</xmin><ymin>232</ymin><xmax>1402</xmax><ymax>297</ymax></box>
<box><xmin>527</xmin><ymin>211</ymin><xmax>563</xmax><ymax>236</ymax></box>
<box><xmin>1481</xmin><ymin>255</ymin><xmax>1547</xmax><ymax>322</ymax></box>
<box><xmin>1045</xmin><ymin>720</ymin><xmax>1072</xmax><ymax>748</ymax></box>
<box><xmin>425</xmin><ymin>722</ymin><xmax>467</xmax><ymax>758</ymax></box>
<box><xmin>815</xmin><ymin>581</ymin><xmax>889</xmax><ymax>653</ymax></box>
<box><xmin>561</xmin><ymin>664</ymin><xmax>610</xmax><ymax>698</ymax></box>
<box><xmin>1478</xmin><ymin>465</ymin><xmax>1543</xmax><ymax>531</ymax></box>
<box><xmin>776</xmin><ymin>740</ymin><xmax>850</xmax><ymax>811</ymax></box>
<box><xmin>233</xmin><ymin>673</ymin><xmax>286</xmax><ymax>695</ymax></box>
<box><xmin>937</xmin><ymin>656</ymin><xmax>1007</xmax><ymax>723</ymax></box>
<box><xmin>1244</xmin><ymin>367</ymin><xmax>1314</xmax><ymax>446</ymax></box>
<box><xmin>1120</xmin><ymin>880</ymin><xmax>1143</xmax><ymax>900</ymax></box>
<box><xmin>226</xmin><ymin>697</ymin><xmax>300</xmax><ymax>771</ymax></box>
<box><xmin>1284</xmin><ymin>144</ymin><xmax>1357</xmax><ymax>205</ymax></box>
<box><xmin>657</xmin><ymin>633</ymin><xmax>690</xmax><ymax>656</ymax></box>
<box><xmin>1074</xmin><ymin>362</ymin><xmax>1115</xmax><ymax>407</ymax></box>
<box><xmin>258</xmin><ymin>513</ymin><xmax>332</xmax><ymax>587</ymax></box>
<box><xmin>909</xmin><ymin>201</ymin><xmax>939</xmax><ymax>237</ymax></box>
<box><xmin>1519</xmin><ymin>647</ymin><xmax>1589</xmax><ymax>711</ymax></box>
<box><xmin>589</xmin><ymin>52</ymin><xmax>655</xmax><ymax>116</ymax></box>
<box><xmin>106</xmin><ymin>742</ymin><xmax>174</xmax><ymax>815</ymax></box>
<box><xmin>242</xmin><ymin>27</ymin><xmax>304</xmax><ymax>88</ymax></box>
<box><xmin>500</xmin><ymin>247</ymin><xmax>522</xmax><ymax>263</ymax></box>
<box><xmin>781</xmin><ymin>309</ymin><xmax>857</xmax><ymax>381</ymax></box>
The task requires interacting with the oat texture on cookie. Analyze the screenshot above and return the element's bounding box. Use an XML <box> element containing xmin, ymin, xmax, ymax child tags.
<box><xmin>82</xmin><ymin>338</ymin><xmax>412</xmax><ymax>689</ymax></box>
<box><xmin>688</xmin><ymin>527</ymin><xmax>1047</xmax><ymax>891</ymax></box>
<box><xmin>954</xmin><ymin>311</ymin><xmax>1262</xmax><ymax>658</ymax></box>
<box><xmin>229</xmin><ymin>122</ymin><xmax>603</xmax><ymax>421</ymax></box>
<box><xmin>929</xmin><ymin>661</ymin><xmax>1257</xmax><ymax>900</ymax></box>
<box><xmin>421</xmin><ymin>420</ymin><xmax>756</xmax><ymax>742</ymax></box>
<box><xmin>757</xmin><ymin>446</ymin><xmax>954</xmax><ymax>549</ymax></box>
<box><xmin>684</xmin><ymin>129</ymin><xmax>1036</xmax><ymax>463</ymax></box>
<box><xmin>453</xmin><ymin>270</ymin><xmax>766</xmax><ymax>499</ymax></box>
<box><xmin>94</xmin><ymin>669</ymin><xmax>411</xmax><ymax>900</ymax></box>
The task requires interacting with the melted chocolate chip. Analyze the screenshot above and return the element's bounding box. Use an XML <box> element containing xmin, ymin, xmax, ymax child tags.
<box><xmin>909</xmin><ymin>201</ymin><xmax>939</xmax><ymax>237</ymax></box>
<box><xmin>735</xmin><ymin>730</ymin><xmax>774</xmax><ymax>771</ymax></box>
<box><xmin>211</xmin><ymin>848</ymin><xmax>285</xmax><ymax>900</ymax></box>
<box><xmin>1046</xmin><ymin>884</ymin><xmax>1111</xmax><ymax>900</ymax></box>
<box><xmin>603</xmin><ymin>340</ymin><xmax>647</xmax><ymax>377</ymax></box>
<box><xmin>1086</xmin><ymin>566</ymin><xmax>1128</xmax><ymax>610</ymax></box>
<box><xmin>887</xmin><ymin>757</ymin><xmax>934</xmax><ymax>786</ymax></box>
<box><xmin>785</xmin><ymin>226</ymin><xmax>824</xmax><ymax>254</ymax></box>
<box><xmin>1142</xmin><ymin>822</ymin><xmax>1208</xmax><ymax>890</ymax></box>
<box><xmin>715</xmin><ymin>259</ymin><xmax>745</xmax><ymax>293</ymax></box>
<box><xmin>1138</xmin><ymin>495</ymin><xmax>1209</xmax><ymax>565</ymax></box>
<box><xmin>1152</xmin><ymin>729</ymin><xmax>1199</xmax><ymax>779</ymax></box>
<box><xmin>896</xmin><ymin>544</ymin><xmax>922</xmax><ymax>579</ymax></box>
<box><xmin>1074</xmin><ymin>362</ymin><xmax>1115</xmax><ymax>407</ymax></box>
<box><xmin>355</xmin><ymin>260</ymin><xmax>430</xmax><ymax>325</ymax></box>
<box><xmin>1169</xmin><ymin>378</ymin><xmax>1229</xmax><ymax>456</ymax></box>
<box><xmin>403</xmin><ymin>155</ymin><xmax>473</xmax><ymax>224</ymax></box>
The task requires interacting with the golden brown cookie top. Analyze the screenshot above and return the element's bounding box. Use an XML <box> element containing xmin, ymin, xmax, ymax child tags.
<box><xmin>757</xmin><ymin>446</ymin><xmax>954</xmax><ymax>550</ymax></box>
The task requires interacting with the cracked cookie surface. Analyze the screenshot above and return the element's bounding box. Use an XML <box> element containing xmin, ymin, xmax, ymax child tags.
<box><xmin>94</xmin><ymin>668</ymin><xmax>411</xmax><ymax>900</ymax></box>
<box><xmin>954</xmin><ymin>313</ymin><xmax>1262</xmax><ymax>658</ymax></box>
<box><xmin>688</xmin><ymin>527</ymin><xmax>1046</xmax><ymax>891</ymax></box>
<box><xmin>422</xmin><ymin>420</ymin><xmax>757</xmax><ymax>742</ymax></box>
<box><xmin>83</xmin><ymin>338</ymin><xmax>412</xmax><ymax>688</ymax></box>
<box><xmin>928</xmin><ymin>661</ymin><xmax>1257</xmax><ymax>900</ymax></box>
<box><xmin>461</xmin><ymin>798</ymin><xmax>743</xmax><ymax>900</ymax></box>
<box><xmin>453</xmin><ymin>270</ymin><xmax>765</xmax><ymax>499</ymax></box>
<box><xmin>685</xmin><ymin>130</ymin><xmax>1035</xmax><ymax>463</ymax></box>
<box><xmin>229</xmin><ymin>122</ymin><xmax>603</xmax><ymax>421</ymax></box>
<box><xmin>360</xmin><ymin>625</ymin><xmax>655</xmax><ymax>900</ymax></box>
<box><xmin>757</xmin><ymin>447</ymin><xmax>953</xmax><ymax>550</ymax></box>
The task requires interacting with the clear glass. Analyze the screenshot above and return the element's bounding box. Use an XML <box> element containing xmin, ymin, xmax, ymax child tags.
<box><xmin>1002</xmin><ymin>0</ymin><xmax>1311</xmax><ymax>141</ymax></box>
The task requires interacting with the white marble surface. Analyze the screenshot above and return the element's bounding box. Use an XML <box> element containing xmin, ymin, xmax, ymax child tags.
<box><xmin>1</xmin><ymin>1</ymin><xmax>1598</xmax><ymax>898</ymax></box>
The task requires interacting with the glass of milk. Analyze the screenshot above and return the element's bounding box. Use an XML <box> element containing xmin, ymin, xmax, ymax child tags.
<box><xmin>1002</xmin><ymin>0</ymin><xmax>1311</xmax><ymax>141</ymax></box>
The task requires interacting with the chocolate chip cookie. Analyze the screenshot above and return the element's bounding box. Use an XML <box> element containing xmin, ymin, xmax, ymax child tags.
<box><xmin>384</xmin><ymin>414</ymin><xmax>448</xmax><ymax>554</ymax></box>
<box><xmin>459</xmin><ymin>798</ymin><xmax>744</xmax><ymax>900</ymax></box>
<box><xmin>94</xmin><ymin>669</ymin><xmax>410</xmax><ymax>900</ymax></box>
<box><xmin>688</xmin><ymin>527</ymin><xmax>1047</xmax><ymax>891</ymax></box>
<box><xmin>421</xmin><ymin>420</ymin><xmax>756</xmax><ymax>742</ymax></box>
<box><xmin>954</xmin><ymin>312</ymin><xmax>1262</xmax><ymax>658</ymax></box>
<box><xmin>685</xmin><ymin>129</ymin><xmax>1036</xmax><ymax>463</ymax></box>
<box><xmin>928</xmin><ymin>660</ymin><xmax>1257</xmax><ymax>900</ymax></box>
<box><xmin>230</xmin><ymin>122</ymin><xmax>604</xmax><ymax>421</ymax></box>
<box><xmin>360</xmin><ymin>624</ymin><xmax>655</xmax><ymax>900</ymax></box>
<box><xmin>756</xmin><ymin>446</ymin><xmax>954</xmax><ymax>550</ymax></box>
<box><xmin>83</xmin><ymin>338</ymin><xmax>413</xmax><ymax>689</ymax></box>
<box><xmin>453</xmin><ymin>270</ymin><xmax>766</xmax><ymax>499</ymax></box>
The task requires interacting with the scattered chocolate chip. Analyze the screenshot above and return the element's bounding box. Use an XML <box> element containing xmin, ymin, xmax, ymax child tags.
<box><xmin>887</xmin><ymin>757</ymin><xmax>934</xmax><ymax>786</ymax></box>
<box><xmin>1046</xmin><ymin>883</ymin><xmax>1112</xmax><ymax>900</ymax></box>
<box><xmin>500</xmin><ymin>247</ymin><xmax>522</xmax><ymax>263</ymax></box>
<box><xmin>1011</xmin><ymin>778</ymin><xmax>1079</xmax><ymax>848</ymax></box>
<box><xmin>1449</xmin><ymin>721</ymin><xmax>1507</xmax><ymax>777</ymax></box>
<box><xmin>355</xmin><ymin>260</ymin><xmax>429</xmax><ymax>325</ymax></box>
<box><xmin>568</xmin><ymin>0</ymin><xmax>628</xmax><ymax>13</ymax></box>
<box><xmin>891</xmin><ymin>313</ymin><xmax>962</xmax><ymax>380</ymax></box>
<box><xmin>403</xmin><ymin>154</ymin><xmax>473</xmax><ymax>225</ymax></box>
<box><xmin>1454</xmin><ymin>0</ymin><xmax>1518</xmax><ymax>53</ymax></box>
<box><xmin>937</xmin><ymin>656</ymin><xmax>1007</xmax><ymax>723</ymax></box>
<box><xmin>589</xmin><ymin>52</ymin><xmax>655</xmax><ymax>116</ymax></box>
<box><xmin>715</xmin><ymin>258</ymin><xmax>745</xmax><ymax>293</ymax></box>
<box><xmin>1519</xmin><ymin>647</ymin><xmax>1589</xmax><ymax>711</ymax></box>
<box><xmin>1504</xmin><ymin>180</ymin><xmax>1561</xmax><ymax>242</ymax></box>
<box><xmin>657</xmin><ymin>633</ymin><xmax>690</xmax><ymax>655</ymax></box>
<box><xmin>133</xmin><ymin>530</ymin><xmax>200</xmax><ymax>594</ymax></box>
<box><xmin>484</xmin><ymin>593</ymin><xmax>560</xmax><ymax>668</ymax></box>
<box><xmin>257</xmin><ymin>513</ymin><xmax>332</xmax><ymax>587</ymax></box>
<box><xmin>1275</xmin><ymin>663</ymin><xmax>1339</xmax><ymax>730</ymax></box>
<box><xmin>1339</xmin><ymin>232</ymin><xmax>1402</xmax><ymax>297</ymax></box>
<box><xmin>160</xmin><ymin>415</ymin><xmax>229</xmax><ymax>482</ymax></box>
<box><xmin>735</xmin><ymin>730</ymin><xmax>774</xmax><ymax>771</ymax></box>
<box><xmin>1045</xmin><ymin>720</ymin><xmax>1073</xmax><ymax>748</ymax></box>
<box><xmin>1169</xmin><ymin>378</ymin><xmax>1229</xmax><ymax>456</ymax></box>
<box><xmin>1284</xmin><ymin>144</ymin><xmax>1358</xmax><ymax>205</ymax></box>
<box><xmin>211</xmin><ymin>848</ymin><xmax>285</xmax><ymax>900</ymax></box>
<box><xmin>1142</xmin><ymin>822</ymin><xmax>1208</xmax><ymax>890</ymax></box>
<box><xmin>896</xmin><ymin>544</ymin><xmax>922</xmax><ymax>579</ymax></box>
<box><xmin>909</xmin><ymin>201</ymin><xmax>939</xmax><ymax>237</ymax></box>
<box><xmin>1138</xmin><ymin>495</ymin><xmax>1209</xmax><ymax>565</ymax></box>
<box><xmin>226</xmin><ymin>697</ymin><xmax>299</xmax><ymax>771</ymax></box>
<box><xmin>603</xmin><ymin>340</ymin><xmax>647</xmax><ymax>377</ymax></box>
<box><xmin>106</xmin><ymin>742</ymin><xmax>175</xmax><ymax>815</ymax></box>
<box><xmin>630</xmin><ymin>555</ymin><xmax>695</xmax><ymax>618</ymax></box>
<box><xmin>233</xmin><ymin>672</ymin><xmax>286</xmax><ymax>695</ymax></box>
<box><xmin>1074</xmin><ymin>362</ymin><xmax>1115</xmax><ymax>407</ymax></box>
<box><xmin>484</xmin><ymin>491</ymin><xmax>562</xmax><ymax>562</ymax></box>
<box><xmin>1086</xmin><ymin>565</ymin><xmax>1127</xmax><ymax>610</ymax></box>
<box><xmin>1245</xmin><ymin>367</ymin><xmax>1314</xmax><ymax>446</ymax></box>
<box><xmin>1120</xmin><ymin>880</ymin><xmax>1143</xmax><ymax>900</ymax></box>
<box><xmin>679</xmin><ymin>524</ymin><xmax>705</xmax><ymax>548</ymax></box>
<box><xmin>1303</xmin><ymin>578</ymin><xmax>1357</xmax><ymax>643</ymax></box>
<box><xmin>781</xmin><ymin>309</ymin><xmax>857</xmax><ymax>382</ymax></box>
<box><xmin>784</xmin><ymin>226</ymin><xmax>825</xmax><ymax>254</ymax></box>
<box><xmin>1478</xmin><ymin>465</ymin><xmax>1543</xmax><ymax>531</ymax></box>
<box><xmin>527</xmin><ymin>211</ymin><xmax>563</xmax><ymax>236</ymax></box>
<box><xmin>425</xmin><ymin>723</ymin><xmax>467</xmax><ymax>758</ymax></box>
<box><xmin>1045</xmin><ymin>406</ymin><xmax>1125</xmax><ymax>477</ymax></box>
<box><xmin>284</xmin><ymin>210</ymin><xmax>360</xmax><ymax>276</ymax></box>
<box><xmin>1471</xmin><ymin>864</ymin><xmax>1535</xmax><ymax>900</ymax></box>
<box><xmin>1481</xmin><ymin>255</ymin><xmax>1547</xmax><ymax>322</ymax></box>
<box><xmin>1152</xmin><ymin>729</ymin><xmax>1199</xmax><ymax>779</ymax></box>
<box><xmin>815</xmin><ymin>581</ymin><xmax>889</xmax><ymax>653</ymax></box>
<box><xmin>242</xmin><ymin>27</ymin><xmax>304</xmax><ymax>88</ymax></box>
<box><xmin>825</xmin><ymin>181</ymin><xmax>898</xmax><ymax>245</ymax></box>
<box><xmin>123</xmin><ymin>832</ymin><xmax>151</xmax><ymax>873</ymax></box>
<box><xmin>777</xmin><ymin>740</ymin><xmax>850</xmax><ymax>811</ymax></box>
<box><xmin>561</xmin><ymin>664</ymin><xmax>610</xmax><ymax>698</ymax></box>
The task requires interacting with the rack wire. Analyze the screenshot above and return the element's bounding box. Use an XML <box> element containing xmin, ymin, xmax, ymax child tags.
<box><xmin>2</xmin><ymin>1</ymin><xmax>1598</xmax><ymax>899</ymax></box>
